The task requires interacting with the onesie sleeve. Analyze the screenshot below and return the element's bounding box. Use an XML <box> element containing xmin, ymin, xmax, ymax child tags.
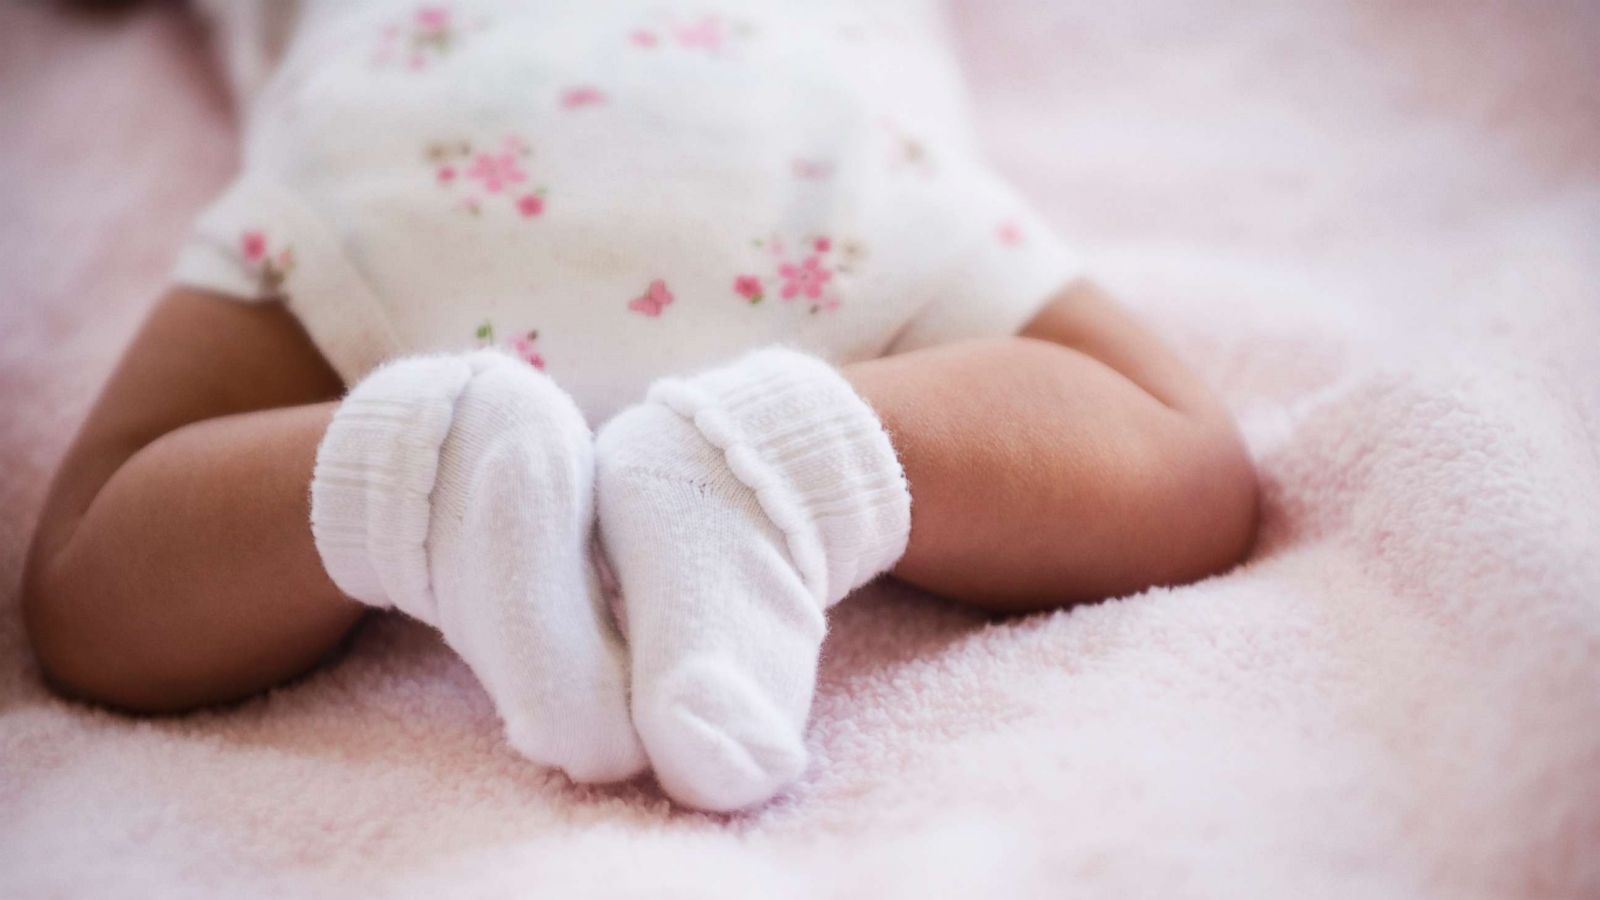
<box><xmin>887</xmin><ymin>163</ymin><xmax>1085</xmax><ymax>353</ymax></box>
<box><xmin>172</xmin><ymin>178</ymin><xmax>288</xmax><ymax>303</ymax></box>
<box><xmin>170</xmin><ymin>175</ymin><xmax>402</xmax><ymax>384</ymax></box>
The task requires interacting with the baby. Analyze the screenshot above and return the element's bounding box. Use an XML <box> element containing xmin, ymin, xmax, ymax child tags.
<box><xmin>23</xmin><ymin>0</ymin><xmax>1259</xmax><ymax>811</ymax></box>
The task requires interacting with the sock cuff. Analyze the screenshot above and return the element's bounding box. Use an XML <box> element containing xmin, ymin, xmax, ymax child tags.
<box><xmin>309</xmin><ymin>349</ymin><xmax>523</xmax><ymax>622</ymax></box>
<box><xmin>649</xmin><ymin>347</ymin><xmax>912</xmax><ymax>606</ymax></box>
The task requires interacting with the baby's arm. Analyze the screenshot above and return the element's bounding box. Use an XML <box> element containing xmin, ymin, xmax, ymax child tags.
<box><xmin>22</xmin><ymin>288</ymin><xmax>363</xmax><ymax>712</ymax></box>
<box><xmin>846</xmin><ymin>279</ymin><xmax>1258</xmax><ymax>611</ymax></box>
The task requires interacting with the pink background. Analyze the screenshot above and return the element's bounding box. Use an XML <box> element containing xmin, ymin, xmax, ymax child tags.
<box><xmin>2</xmin><ymin>2</ymin><xmax>1597</xmax><ymax>896</ymax></box>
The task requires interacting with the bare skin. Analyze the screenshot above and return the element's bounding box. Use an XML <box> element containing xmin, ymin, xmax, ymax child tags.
<box><xmin>23</xmin><ymin>293</ymin><xmax>358</xmax><ymax>712</ymax></box>
<box><xmin>22</xmin><ymin>280</ymin><xmax>1257</xmax><ymax>713</ymax></box>
<box><xmin>849</xmin><ymin>284</ymin><xmax>1257</xmax><ymax>609</ymax></box>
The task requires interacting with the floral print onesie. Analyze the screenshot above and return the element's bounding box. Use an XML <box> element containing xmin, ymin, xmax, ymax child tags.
<box><xmin>176</xmin><ymin>0</ymin><xmax>1082</xmax><ymax>422</ymax></box>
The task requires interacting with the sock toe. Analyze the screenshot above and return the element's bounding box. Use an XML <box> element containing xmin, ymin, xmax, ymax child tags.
<box><xmin>637</xmin><ymin>658</ymin><xmax>808</xmax><ymax>811</ymax></box>
<box><xmin>505</xmin><ymin>707</ymin><xmax>646</xmax><ymax>784</ymax></box>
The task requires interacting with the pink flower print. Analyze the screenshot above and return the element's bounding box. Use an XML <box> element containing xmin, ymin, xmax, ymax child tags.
<box><xmin>429</xmin><ymin>136</ymin><xmax>544</xmax><ymax>219</ymax></box>
<box><xmin>674</xmin><ymin>16</ymin><xmax>726</xmax><ymax>52</ymax></box>
<box><xmin>633</xmin><ymin>14</ymin><xmax>752</xmax><ymax>55</ymax></box>
<box><xmin>734</xmin><ymin>275</ymin><xmax>764</xmax><ymax>303</ymax></box>
<box><xmin>477</xmin><ymin>321</ymin><xmax>546</xmax><ymax>370</ymax></box>
<box><xmin>416</xmin><ymin>5</ymin><xmax>450</xmax><ymax>33</ymax></box>
<box><xmin>509</xmin><ymin>330</ymin><xmax>546</xmax><ymax>370</ymax></box>
<box><xmin>746</xmin><ymin>231</ymin><xmax>855</xmax><ymax>313</ymax></box>
<box><xmin>792</xmin><ymin>158</ymin><xmax>834</xmax><ymax>180</ymax></box>
<box><xmin>997</xmin><ymin>219</ymin><xmax>1024</xmax><ymax>246</ymax></box>
<box><xmin>561</xmin><ymin>86</ymin><xmax>607</xmax><ymax>109</ymax></box>
<box><xmin>466</xmin><ymin>150</ymin><xmax>527</xmax><ymax>194</ymax></box>
<box><xmin>374</xmin><ymin>4</ymin><xmax>481</xmax><ymax>70</ymax></box>
<box><xmin>241</xmin><ymin>230</ymin><xmax>267</xmax><ymax>263</ymax></box>
<box><xmin>778</xmin><ymin>255</ymin><xmax>833</xmax><ymax>301</ymax></box>
<box><xmin>752</xmin><ymin>234</ymin><xmax>786</xmax><ymax>258</ymax></box>
<box><xmin>239</xmin><ymin>230</ymin><xmax>294</xmax><ymax>294</ymax></box>
<box><xmin>629</xmin><ymin>279</ymin><xmax>675</xmax><ymax>317</ymax></box>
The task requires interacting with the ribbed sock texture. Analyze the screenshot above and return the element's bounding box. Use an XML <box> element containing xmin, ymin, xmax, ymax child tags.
<box><xmin>596</xmin><ymin>347</ymin><xmax>911</xmax><ymax>810</ymax></box>
<box><xmin>311</xmin><ymin>350</ymin><xmax>646</xmax><ymax>783</ymax></box>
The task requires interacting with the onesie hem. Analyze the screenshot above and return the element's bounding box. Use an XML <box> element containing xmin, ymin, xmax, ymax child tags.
<box><xmin>172</xmin><ymin>175</ymin><xmax>405</xmax><ymax>386</ymax></box>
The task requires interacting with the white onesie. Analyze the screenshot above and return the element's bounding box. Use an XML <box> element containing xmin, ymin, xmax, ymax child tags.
<box><xmin>178</xmin><ymin>0</ymin><xmax>1082</xmax><ymax>422</ymax></box>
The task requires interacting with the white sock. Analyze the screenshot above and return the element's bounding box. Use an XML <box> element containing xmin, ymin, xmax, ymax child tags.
<box><xmin>310</xmin><ymin>349</ymin><xmax>646</xmax><ymax>783</ymax></box>
<box><xmin>596</xmin><ymin>347</ymin><xmax>912</xmax><ymax>810</ymax></box>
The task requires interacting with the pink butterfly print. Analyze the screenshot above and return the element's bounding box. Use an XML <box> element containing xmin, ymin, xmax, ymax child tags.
<box><xmin>629</xmin><ymin>279</ymin><xmax>675</xmax><ymax>317</ymax></box>
<box><xmin>561</xmin><ymin>86</ymin><xmax>607</xmax><ymax>109</ymax></box>
<box><xmin>629</xmin><ymin>29</ymin><xmax>659</xmax><ymax>48</ymax></box>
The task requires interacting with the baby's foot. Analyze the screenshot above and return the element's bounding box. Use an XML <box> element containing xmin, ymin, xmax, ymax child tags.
<box><xmin>312</xmin><ymin>350</ymin><xmax>646</xmax><ymax>783</ymax></box>
<box><xmin>596</xmin><ymin>348</ymin><xmax>911</xmax><ymax>810</ymax></box>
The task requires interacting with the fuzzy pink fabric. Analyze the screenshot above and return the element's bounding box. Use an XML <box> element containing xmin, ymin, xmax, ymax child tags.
<box><xmin>3</xmin><ymin>2</ymin><xmax>1598</xmax><ymax>897</ymax></box>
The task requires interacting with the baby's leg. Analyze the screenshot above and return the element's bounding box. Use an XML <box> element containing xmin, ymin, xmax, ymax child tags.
<box><xmin>847</xmin><ymin>280</ymin><xmax>1259</xmax><ymax>612</ymax></box>
<box><xmin>595</xmin><ymin>280</ymin><xmax>1254</xmax><ymax>807</ymax></box>
<box><xmin>598</xmin><ymin>281</ymin><xmax>1255</xmax><ymax>810</ymax></box>
<box><xmin>23</xmin><ymin>288</ymin><xmax>359</xmax><ymax>712</ymax></box>
<box><xmin>25</xmin><ymin>287</ymin><xmax>644</xmax><ymax>781</ymax></box>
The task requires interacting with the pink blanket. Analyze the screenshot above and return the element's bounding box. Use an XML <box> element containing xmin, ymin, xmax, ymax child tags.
<box><xmin>3</xmin><ymin>2</ymin><xmax>1597</xmax><ymax>896</ymax></box>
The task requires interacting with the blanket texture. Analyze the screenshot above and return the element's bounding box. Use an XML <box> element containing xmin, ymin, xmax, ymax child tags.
<box><xmin>2</xmin><ymin>1</ymin><xmax>1597</xmax><ymax>897</ymax></box>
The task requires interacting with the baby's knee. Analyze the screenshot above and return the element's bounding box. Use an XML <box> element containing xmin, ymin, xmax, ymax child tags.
<box><xmin>23</xmin><ymin>574</ymin><xmax>116</xmax><ymax>707</ymax></box>
<box><xmin>1185</xmin><ymin>421</ymin><xmax>1260</xmax><ymax>573</ymax></box>
<box><xmin>22</xmin><ymin>568</ymin><xmax>187</xmax><ymax>714</ymax></box>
